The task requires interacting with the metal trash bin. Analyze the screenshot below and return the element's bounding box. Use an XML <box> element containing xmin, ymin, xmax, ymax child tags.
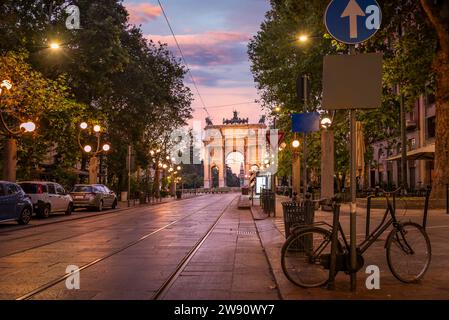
<box><xmin>282</xmin><ymin>199</ymin><xmax>315</xmax><ymax>251</ymax></box>
<box><xmin>261</xmin><ymin>188</ymin><xmax>275</xmax><ymax>216</ymax></box>
<box><xmin>282</xmin><ymin>201</ymin><xmax>313</xmax><ymax>237</ymax></box>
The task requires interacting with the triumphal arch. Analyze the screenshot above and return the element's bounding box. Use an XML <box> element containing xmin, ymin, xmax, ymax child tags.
<box><xmin>203</xmin><ymin>111</ymin><xmax>273</xmax><ymax>188</ymax></box>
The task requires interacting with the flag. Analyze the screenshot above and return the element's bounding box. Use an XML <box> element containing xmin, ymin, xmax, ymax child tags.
<box><xmin>291</xmin><ymin>112</ymin><xmax>320</xmax><ymax>133</ymax></box>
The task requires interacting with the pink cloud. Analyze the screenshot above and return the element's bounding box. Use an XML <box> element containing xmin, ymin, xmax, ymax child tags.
<box><xmin>188</xmin><ymin>86</ymin><xmax>262</xmax><ymax>126</ymax></box>
<box><xmin>126</xmin><ymin>3</ymin><xmax>162</xmax><ymax>25</ymax></box>
<box><xmin>147</xmin><ymin>31</ymin><xmax>251</xmax><ymax>66</ymax></box>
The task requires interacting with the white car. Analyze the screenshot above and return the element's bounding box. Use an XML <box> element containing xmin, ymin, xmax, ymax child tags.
<box><xmin>18</xmin><ymin>181</ymin><xmax>74</xmax><ymax>218</ymax></box>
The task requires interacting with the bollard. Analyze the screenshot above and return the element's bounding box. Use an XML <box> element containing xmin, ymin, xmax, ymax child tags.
<box><xmin>366</xmin><ymin>196</ymin><xmax>372</xmax><ymax>241</ymax></box>
<box><xmin>423</xmin><ymin>186</ymin><xmax>431</xmax><ymax>229</ymax></box>
<box><xmin>327</xmin><ymin>202</ymin><xmax>340</xmax><ymax>291</ymax></box>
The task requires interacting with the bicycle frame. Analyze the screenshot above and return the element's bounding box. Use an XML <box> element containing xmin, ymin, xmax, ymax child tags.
<box><xmin>337</xmin><ymin>193</ymin><xmax>399</xmax><ymax>254</ymax></box>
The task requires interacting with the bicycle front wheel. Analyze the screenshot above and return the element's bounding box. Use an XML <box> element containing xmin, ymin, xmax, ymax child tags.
<box><xmin>281</xmin><ymin>227</ymin><xmax>337</xmax><ymax>288</ymax></box>
<box><xmin>386</xmin><ymin>222</ymin><xmax>431</xmax><ymax>283</ymax></box>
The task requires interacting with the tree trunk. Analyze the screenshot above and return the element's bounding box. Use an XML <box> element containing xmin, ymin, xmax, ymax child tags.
<box><xmin>420</xmin><ymin>0</ymin><xmax>449</xmax><ymax>199</ymax></box>
<box><xmin>431</xmin><ymin>50</ymin><xmax>449</xmax><ymax>199</ymax></box>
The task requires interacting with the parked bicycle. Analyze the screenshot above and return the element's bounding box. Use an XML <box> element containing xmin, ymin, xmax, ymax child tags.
<box><xmin>281</xmin><ymin>187</ymin><xmax>432</xmax><ymax>288</ymax></box>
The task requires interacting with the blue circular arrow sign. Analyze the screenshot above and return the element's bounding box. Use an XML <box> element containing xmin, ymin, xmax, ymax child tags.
<box><xmin>325</xmin><ymin>0</ymin><xmax>382</xmax><ymax>44</ymax></box>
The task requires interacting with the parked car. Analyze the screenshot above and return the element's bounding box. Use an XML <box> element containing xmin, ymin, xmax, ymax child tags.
<box><xmin>18</xmin><ymin>181</ymin><xmax>73</xmax><ymax>218</ymax></box>
<box><xmin>0</xmin><ymin>181</ymin><xmax>33</xmax><ymax>225</ymax></box>
<box><xmin>70</xmin><ymin>184</ymin><xmax>117</xmax><ymax>212</ymax></box>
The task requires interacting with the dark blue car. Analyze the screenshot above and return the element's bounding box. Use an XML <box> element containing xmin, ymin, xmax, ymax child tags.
<box><xmin>0</xmin><ymin>181</ymin><xmax>33</xmax><ymax>225</ymax></box>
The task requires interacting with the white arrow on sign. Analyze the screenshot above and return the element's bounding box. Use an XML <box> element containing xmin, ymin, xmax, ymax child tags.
<box><xmin>341</xmin><ymin>0</ymin><xmax>365</xmax><ymax>39</ymax></box>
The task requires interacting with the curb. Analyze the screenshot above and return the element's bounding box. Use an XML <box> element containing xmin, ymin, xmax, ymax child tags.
<box><xmin>250</xmin><ymin>205</ymin><xmax>287</xmax><ymax>300</ymax></box>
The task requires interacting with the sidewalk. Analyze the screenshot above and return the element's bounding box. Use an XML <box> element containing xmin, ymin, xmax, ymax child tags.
<box><xmin>251</xmin><ymin>195</ymin><xmax>449</xmax><ymax>299</ymax></box>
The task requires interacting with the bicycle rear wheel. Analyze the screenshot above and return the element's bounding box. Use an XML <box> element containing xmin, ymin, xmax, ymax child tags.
<box><xmin>386</xmin><ymin>222</ymin><xmax>431</xmax><ymax>283</ymax></box>
<box><xmin>281</xmin><ymin>227</ymin><xmax>338</xmax><ymax>288</ymax></box>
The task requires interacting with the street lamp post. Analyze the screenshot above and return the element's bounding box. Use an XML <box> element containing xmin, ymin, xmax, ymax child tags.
<box><xmin>292</xmin><ymin>135</ymin><xmax>301</xmax><ymax>201</ymax></box>
<box><xmin>78</xmin><ymin>122</ymin><xmax>110</xmax><ymax>184</ymax></box>
<box><xmin>271</xmin><ymin>106</ymin><xmax>281</xmax><ymax>215</ymax></box>
<box><xmin>321</xmin><ymin>117</ymin><xmax>334</xmax><ymax>203</ymax></box>
<box><xmin>0</xmin><ymin>80</ymin><xmax>36</xmax><ymax>182</ymax></box>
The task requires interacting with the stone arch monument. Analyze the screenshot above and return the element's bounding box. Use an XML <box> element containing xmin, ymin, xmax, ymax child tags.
<box><xmin>203</xmin><ymin>112</ymin><xmax>268</xmax><ymax>188</ymax></box>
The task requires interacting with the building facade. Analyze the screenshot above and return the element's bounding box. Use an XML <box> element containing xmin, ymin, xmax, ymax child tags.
<box><xmin>370</xmin><ymin>93</ymin><xmax>436</xmax><ymax>190</ymax></box>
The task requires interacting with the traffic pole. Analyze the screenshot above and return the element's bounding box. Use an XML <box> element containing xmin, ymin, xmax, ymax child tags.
<box><xmin>349</xmin><ymin>45</ymin><xmax>357</xmax><ymax>292</ymax></box>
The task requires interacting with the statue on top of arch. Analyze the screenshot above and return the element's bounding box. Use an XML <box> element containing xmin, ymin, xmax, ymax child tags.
<box><xmin>223</xmin><ymin>111</ymin><xmax>249</xmax><ymax>125</ymax></box>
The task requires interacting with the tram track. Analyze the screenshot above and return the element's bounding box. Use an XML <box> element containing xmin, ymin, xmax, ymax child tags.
<box><xmin>2</xmin><ymin>196</ymin><xmax>213</xmax><ymax>259</ymax></box>
<box><xmin>152</xmin><ymin>198</ymin><xmax>234</xmax><ymax>300</ymax></box>
<box><xmin>0</xmin><ymin>195</ymin><xmax>204</xmax><ymax>243</ymax></box>
<box><xmin>14</xmin><ymin>195</ymin><xmax>237</xmax><ymax>300</ymax></box>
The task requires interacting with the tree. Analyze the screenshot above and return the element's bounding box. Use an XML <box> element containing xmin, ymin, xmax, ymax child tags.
<box><xmin>0</xmin><ymin>51</ymin><xmax>87</xmax><ymax>182</ymax></box>
<box><xmin>248</xmin><ymin>0</ymin><xmax>439</xmax><ymax>193</ymax></box>
<box><xmin>419</xmin><ymin>0</ymin><xmax>449</xmax><ymax>198</ymax></box>
<box><xmin>0</xmin><ymin>1</ymin><xmax>193</xmax><ymax>189</ymax></box>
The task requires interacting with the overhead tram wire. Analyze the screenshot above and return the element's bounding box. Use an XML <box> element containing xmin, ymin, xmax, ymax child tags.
<box><xmin>192</xmin><ymin>101</ymin><xmax>259</xmax><ymax>110</ymax></box>
<box><xmin>157</xmin><ymin>0</ymin><xmax>210</xmax><ymax>117</ymax></box>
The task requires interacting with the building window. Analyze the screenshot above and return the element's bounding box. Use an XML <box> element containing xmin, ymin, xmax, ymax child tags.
<box><xmin>427</xmin><ymin>116</ymin><xmax>436</xmax><ymax>139</ymax></box>
<box><xmin>408</xmin><ymin>138</ymin><xmax>416</xmax><ymax>151</ymax></box>
<box><xmin>426</xmin><ymin>93</ymin><xmax>436</xmax><ymax>106</ymax></box>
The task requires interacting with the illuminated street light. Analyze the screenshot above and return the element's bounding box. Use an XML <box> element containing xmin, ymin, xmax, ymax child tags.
<box><xmin>321</xmin><ymin>117</ymin><xmax>332</xmax><ymax>129</ymax></box>
<box><xmin>292</xmin><ymin>140</ymin><xmax>300</xmax><ymax>148</ymax></box>
<box><xmin>298</xmin><ymin>35</ymin><xmax>309</xmax><ymax>43</ymax></box>
<box><xmin>80</xmin><ymin>122</ymin><xmax>88</xmax><ymax>130</ymax></box>
<box><xmin>150</xmin><ymin>150</ymin><xmax>155</xmax><ymax>156</ymax></box>
<box><xmin>93</xmin><ymin>125</ymin><xmax>101</xmax><ymax>133</ymax></box>
<box><xmin>0</xmin><ymin>80</ymin><xmax>12</xmax><ymax>94</ymax></box>
<box><xmin>166</xmin><ymin>156</ymin><xmax>170</xmax><ymax>160</ymax></box>
<box><xmin>19</xmin><ymin>121</ymin><xmax>36</xmax><ymax>133</ymax></box>
<box><xmin>177</xmin><ymin>166</ymin><xmax>182</xmax><ymax>171</ymax></box>
<box><xmin>102</xmin><ymin>144</ymin><xmax>110</xmax><ymax>152</ymax></box>
<box><xmin>50</xmin><ymin>43</ymin><xmax>61</xmax><ymax>50</ymax></box>
<box><xmin>275</xmin><ymin>106</ymin><xmax>281</xmax><ymax>113</ymax></box>
<box><xmin>84</xmin><ymin>145</ymin><xmax>92</xmax><ymax>153</ymax></box>
<box><xmin>162</xmin><ymin>164</ymin><xmax>168</xmax><ymax>169</ymax></box>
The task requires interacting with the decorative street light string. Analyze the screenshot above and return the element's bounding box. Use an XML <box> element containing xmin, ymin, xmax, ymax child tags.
<box><xmin>157</xmin><ymin>0</ymin><xmax>210</xmax><ymax>117</ymax></box>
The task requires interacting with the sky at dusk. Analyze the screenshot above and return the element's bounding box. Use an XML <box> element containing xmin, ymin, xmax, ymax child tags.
<box><xmin>123</xmin><ymin>0</ymin><xmax>271</xmax><ymax>127</ymax></box>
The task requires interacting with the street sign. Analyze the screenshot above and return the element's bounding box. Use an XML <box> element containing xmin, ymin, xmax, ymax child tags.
<box><xmin>296</xmin><ymin>75</ymin><xmax>310</xmax><ymax>103</ymax></box>
<box><xmin>325</xmin><ymin>0</ymin><xmax>382</xmax><ymax>44</ymax></box>
<box><xmin>266</xmin><ymin>131</ymin><xmax>285</xmax><ymax>146</ymax></box>
<box><xmin>291</xmin><ymin>113</ymin><xmax>320</xmax><ymax>133</ymax></box>
<box><xmin>322</xmin><ymin>53</ymin><xmax>383</xmax><ymax>110</ymax></box>
<box><xmin>250</xmin><ymin>172</ymin><xmax>257</xmax><ymax>188</ymax></box>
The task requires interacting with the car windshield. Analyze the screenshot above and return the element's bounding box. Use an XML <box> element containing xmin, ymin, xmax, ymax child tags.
<box><xmin>72</xmin><ymin>186</ymin><xmax>93</xmax><ymax>193</ymax></box>
<box><xmin>19</xmin><ymin>183</ymin><xmax>38</xmax><ymax>194</ymax></box>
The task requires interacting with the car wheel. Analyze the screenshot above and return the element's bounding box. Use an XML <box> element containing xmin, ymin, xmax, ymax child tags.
<box><xmin>18</xmin><ymin>207</ymin><xmax>32</xmax><ymax>225</ymax></box>
<box><xmin>97</xmin><ymin>201</ymin><xmax>103</xmax><ymax>212</ymax></box>
<box><xmin>65</xmin><ymin>203</ymin><xmax>73</xmax><ymax>215</ymax></box>
<box><xmin>39</xmin><ymin>205</ymin><xmax>50</xmax><ymax>219</ymax></box>
<box><xmin>111</xmin><ymin>199</ymin><xmax>117</xmax><ymax>209</ymax></box>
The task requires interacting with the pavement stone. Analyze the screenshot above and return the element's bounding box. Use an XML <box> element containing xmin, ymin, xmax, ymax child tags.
<box><xmin>251</xmin><ymin>195</ymin><xmax>449</xmax><ymax>300</ymax></box>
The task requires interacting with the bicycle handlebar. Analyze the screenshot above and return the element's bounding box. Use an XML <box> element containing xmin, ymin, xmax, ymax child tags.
<box><xmin>372</xmin><ymin>186</ymin><xmax>403</xmax><ymax>197</ymax></box>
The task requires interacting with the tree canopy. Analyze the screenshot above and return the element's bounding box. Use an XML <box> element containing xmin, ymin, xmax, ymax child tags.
<box><xmin>0</xmin><ymin>0</ymin><xmax>193</xmax><ymax>190</ymax></box>
<box><xmin>248</xmin><ymin>0</ymin><xmax>447</xmax><ymax>196</ymax></box>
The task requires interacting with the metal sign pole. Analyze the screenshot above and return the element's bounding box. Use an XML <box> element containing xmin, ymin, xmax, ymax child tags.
<box><xmin>303</xmin><ymin>75</ymin><xmax>309</xmax><ymax>202</ymax></box>
<box><xmin>324</xmin><ymin>0</ymin><xmax>383</xmax><ymax>293</ymax></box>
<box><xmin>349</xmin><ymin>45</ymin><xmax>357</xmax><ymax>292</ymax></box>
